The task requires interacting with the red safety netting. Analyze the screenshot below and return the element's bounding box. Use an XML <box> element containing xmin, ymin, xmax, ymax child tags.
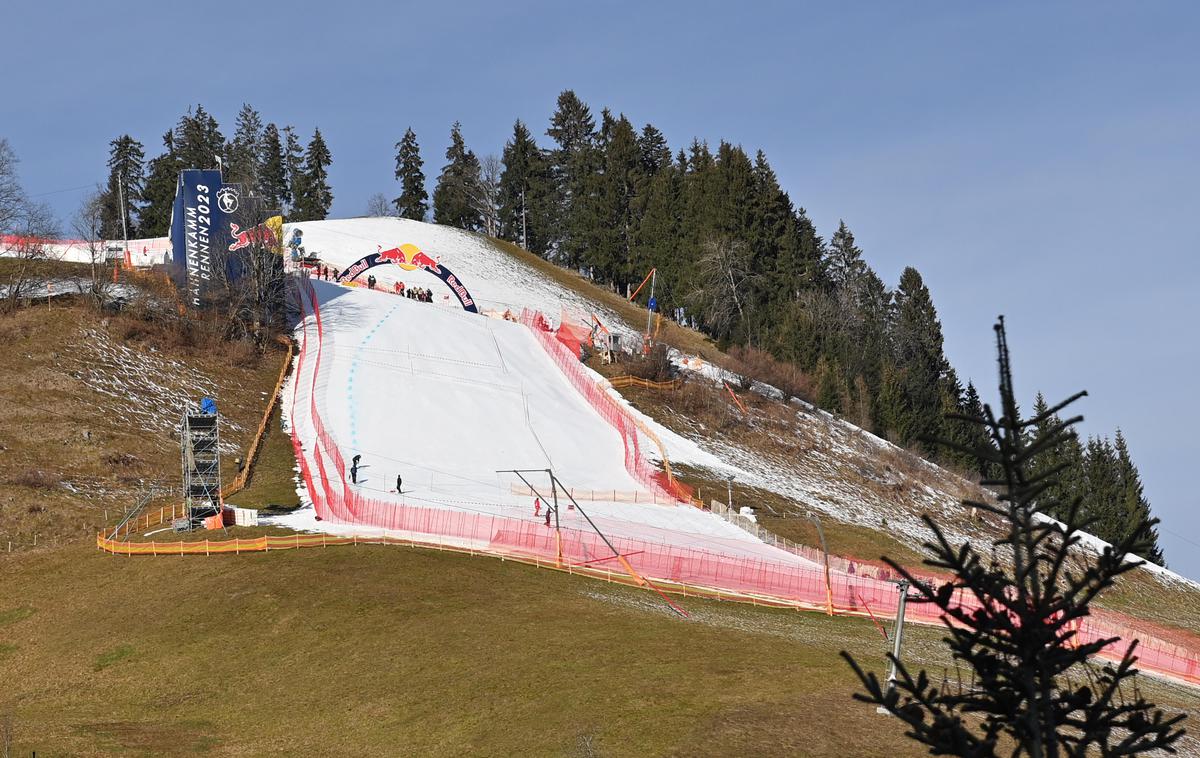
<box><xmin>519</xmin><ymin>308</ymin><xmax>678</xmax><ymax>502</ymax></box>
<box><xmin>286</xmin><ymin>276</ymin><xmax>1200</xmax><ymax>687</ymax></box>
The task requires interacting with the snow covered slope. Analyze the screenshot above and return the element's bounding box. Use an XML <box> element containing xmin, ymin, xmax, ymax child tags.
<box><xmin>277</xmin><ymin>228</ymin><xmax>818</xmax><ymax>569</ymax></box>
<box><xmin>286</xmin><ymin>218</ymin><xmax>640</xmax><ymax>339</ymax></box>
<box><xmin>274</xmin><ymin>217</ymin><xmax>1199</xmax><ymax>596</ymax></box>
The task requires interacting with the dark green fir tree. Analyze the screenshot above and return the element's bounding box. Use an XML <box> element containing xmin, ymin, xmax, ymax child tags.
<box><xmin>293</xmin><ymin>128</ymin><xmax>332</xmax><ymax>221</ymax></box>
<box><xmin>257</xmin><ymin>123</ymin><xmax>289</xmax><ymax>211</ymax></box>
<box><xmin>844</xmin><ymin>318</ymin><xmax>1185</xmax><ymax>756</ymax></box>
<box><xmin>393</xmin><ymin>127</ymin><xmax>428</xmax><ymax>221</ymax></box>
<box><xmin>432</xmin><ymin>121</ymin><xmax>481</xmax><ymax>231</ymax></box>
<box><xmin>100</xmin><ymin>134</ymin><xmax>145</xmax><ymax>239</ymax></box>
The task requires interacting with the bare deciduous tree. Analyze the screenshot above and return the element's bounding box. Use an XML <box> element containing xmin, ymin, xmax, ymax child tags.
<box><xmin>470</xmin><ymin>153</ymin><xmax>502</xmax><ymax>237</ymax></box>
<box><xmin>688</xmin><ymin>236</ymin><xmax>758</xmax><ymax>345</ymax></box>
<box><xmin>1</xmin><ymin>139</ymin><xmax>60</xmax><ymax>312</ymax></box>
<box><xmin>365</xmin><ymin>192</ymin><xmax>393</xmax><ymax>217</ymax></box>
<box><xmin>72</xmin><ymin>189</ymin><xmax>115</xmax><ymax>310</ymax></box>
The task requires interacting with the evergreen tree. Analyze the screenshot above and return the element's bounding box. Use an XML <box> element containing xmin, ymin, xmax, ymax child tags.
<box><xmin>432</xmin><ymin>121</ymin><xmax>482</xmax><ymax>231</ymax></box>
<box><xmin>891</xmin><ymin>266</ymin><xmax>949</xmax><ymax>456</ymax></box>
<box><xmin>173</xmin><ymin>104</ymin><xmax>224</xmax><ymax>171</ymax></box>
<box><xmin>545</xmin><ymin>90</ymin><xmax>599</xmax><ymax>266</ymax></box>
<box><xmin>630</xmin><ymin>157</ymin><xmax>683</xmax><ymax>307</ymax></box>
<box><xmin>293</xmin><ymin>128</ymin><xmax>333</xmax><ymax>221</ymax></box>
<box><xmin>637</xmin><ymin>123</ymin><xmax>672</xmax><ymax>176</ymax></box>
<box><xmin>845</xmin><ymin>319</ymin><xmax>1185</xmax><ymax>756</ymax></box>
<box><xmin>498</xmin><ymin>120</ymin><xmax>553</xmax><ymax>254</ymax></box>
<box><xmin>1113</xmin><ymin>431</ymin><xmax>1164</xmax><ymax>564</ymax></box>
<box><xmin>257</xmin><ymin>123</ymin><xmax>289</xmax><ymax>211</ymax></box>
<box><xmin>283</xmin><ymin>126</ymin><xmax>306</xmax><ymax>216</ymax></box>
<box><xmin>593</xmin><ymin>113</ymin><xmax>640</xmax><ymax>283</ymax></box>
<box><xmin>139</xmin><ymin>130</ymin><xmax>181</xmax><ymax>237</ymax></box>
<box><xmin>226</xmin><ymin>103</ymin><xmax>263</xmax><ymax>187</ymax></box>
<box><xmin>393</xmin><ymin>127</ymin><xmax>428</xmax><ymax>220</ymax></box>
<box><xmin>100</xmin><ymin>135</ymin><xmax>145</xmax><ymax>239</ymax></box>
<box><xmin>825</xmin><ymin>220</ymin><xmax>867</xmax><ymax>293</ymax></box>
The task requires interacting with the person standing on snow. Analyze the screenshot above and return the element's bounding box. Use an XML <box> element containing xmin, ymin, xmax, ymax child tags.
<box><xmin>350</xmin><ymin>463</ymin><xmax>358</xmax><ymax>484</ymax></box>
<box><xmin>396</xmin><ymin>474</ymin><xmax>403</xmax><ymax>493</ymax></box>
<box><xmin>533</xmin><ymin>498</ymin><xmax>541</xmax><ymax>517</ymax></box>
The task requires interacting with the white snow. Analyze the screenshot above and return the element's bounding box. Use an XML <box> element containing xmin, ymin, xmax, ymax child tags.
<box><xmin>275</xmin><ymin>264</ymin><xmax>819</xmax><ymax>568</ymax></box>
<box><xmin>271</xmin><ymin>217</ymin><xmax>1191</xmax><ymax>594</ymax></box>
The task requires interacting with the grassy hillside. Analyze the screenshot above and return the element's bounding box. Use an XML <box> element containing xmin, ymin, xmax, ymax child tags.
<box><xmin>4</xmin><ymin>541</ymin><xmax>1194</xmax><ymax>757</ymax></box>
<box><xmin>0</xmin><ymin>299</ymin><xmax>287</xmax><ymax>552</ymax></box>
<box><xmin>485</xmin><ymin>234</ymin><xmax>1200</xmax><ymax>639</ymax></box>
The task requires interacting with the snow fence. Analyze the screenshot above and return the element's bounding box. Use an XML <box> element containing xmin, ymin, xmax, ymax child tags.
<box><xmin>281</xmin><ymin>275</ymin><xmax>1200</xmax><ymax>687</ymax></box>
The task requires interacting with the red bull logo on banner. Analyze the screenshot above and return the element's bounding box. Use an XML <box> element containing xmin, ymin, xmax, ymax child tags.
<box><xmin>334</xmin><ymin>242</ymin><xmax>477</xmax><ymax>313</ymax></box>
<box><xmin>377</xmin><ymin>243</ymin><xmax>442</xmax><ymax>273</ymax></box>
<box><xmin>228</xmin><ymin>222</ymin><xmax>280</xmax><ymax>251</ymax></box>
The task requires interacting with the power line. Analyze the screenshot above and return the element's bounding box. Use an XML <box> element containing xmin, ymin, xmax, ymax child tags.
<box><xmin>27</xmin><ymin>182</ymin><xmax>96</xmax><ymax>198</ymax></box>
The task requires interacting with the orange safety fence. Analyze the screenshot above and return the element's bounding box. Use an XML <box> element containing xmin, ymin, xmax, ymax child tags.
<box><xmin>520</xmin><ymin>309</ymin><xmax>687</xmax><ymax>503</ymax></box>
<box><xmin>510</xmin><ymin>483</ymin><xmax>681</xmax><ymax>505</ymax></box>
<box><xmin>607</xmin><ymin>375</ymin><xmax>683</xmax><ymax>391</ymax></box>
<box><xmin>97</xmin><ymin>273</ymin><xmax>1200</xmax><ymax>689</ymax></box>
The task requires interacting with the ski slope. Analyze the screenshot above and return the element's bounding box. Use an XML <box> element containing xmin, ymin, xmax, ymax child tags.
<box><xmin>276</xmin><ymin>219</ymin><xmax>819</xmax><ymax>571</ymax></box>
<box><xmin>285</xmin><ymin>217</ymin><xmax>641</xmax><ymax>341</ymax></box>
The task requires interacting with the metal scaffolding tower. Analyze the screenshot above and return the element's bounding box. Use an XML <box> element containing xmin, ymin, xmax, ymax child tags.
<box><xmin>181</xmin><ymin>403</ymin><xmax>222</xmax><ymax>528</ymax></box>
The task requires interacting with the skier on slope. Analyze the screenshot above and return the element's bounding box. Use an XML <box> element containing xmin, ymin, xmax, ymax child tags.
<box><xmin>350</xmin><ymin>463</ymin><xmax>358</xmax><ymax>484</ymax></box>
<box><xmin>533</xmin><ymin>498</ymin><xmax>540</xmax><ymax>517</ymax></box>
<box><xmin>396</xmin><ymin>474</ymin><xmax>403</xmax><ymax>493</ymax></box>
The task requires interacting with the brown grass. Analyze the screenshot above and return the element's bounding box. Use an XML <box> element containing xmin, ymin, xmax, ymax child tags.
<box><xmin>7</xmin><ymin>469</ymin><xmax>61</xmax><ymax>490</ymax></box>
<box><xmin>0</xmin><ymin>302</ymin><xmax>286</xmax><ymax>551</ymax></box>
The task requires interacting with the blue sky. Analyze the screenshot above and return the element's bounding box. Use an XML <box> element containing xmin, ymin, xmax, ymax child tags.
<box><xmin>4</xmin><ymin>1</ymin><xmax>1198</xmax><ymax>578</ymax></box>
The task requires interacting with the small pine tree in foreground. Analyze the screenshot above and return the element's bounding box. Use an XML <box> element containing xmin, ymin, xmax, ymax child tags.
<box><xmin>842</xmin><ymin>317</ymin><xmax>1185</xmax><ymax>757</ymax></box>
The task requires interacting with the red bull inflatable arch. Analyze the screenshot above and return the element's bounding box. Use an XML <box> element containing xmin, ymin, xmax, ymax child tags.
<box><xmin>336</xmin><ymin>243</ymin><xmax>478</xmax><ymax>313</ymax></box>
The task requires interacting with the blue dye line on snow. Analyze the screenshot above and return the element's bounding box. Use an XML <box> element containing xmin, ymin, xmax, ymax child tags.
<box><xmin>348</xmin><ymin>301</ymin><xmax>403</xmax><ymax>452</ymax></box>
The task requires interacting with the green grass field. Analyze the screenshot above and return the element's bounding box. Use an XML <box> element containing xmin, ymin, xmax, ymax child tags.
<box><xmin>1</xmin><ymin>540</ymin><xmax>960</xmax><ymax>757</ymax></box>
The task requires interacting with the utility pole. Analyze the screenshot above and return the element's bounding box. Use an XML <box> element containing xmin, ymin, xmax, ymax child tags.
<box><xmin>644</xmin><ymin>268</ymin><xmax>657</xmax><ymax>339</ymax></box>
<box><xmin>808</xmin><ymin>511</ymin><xmax>834</xmax><ymax>615</ymax></box>
<box><xmin>117</xmin><ymin>172</ymin><xmax>129</xmax><ymax>262</ymax></box>
<box><xmin>520</xmin><ymin>188</ymin><xmax>528</xmax><ymax>250</ymax></box>
<box><xmin>880</xmin><ymin>579</ymin><xmax>913</xmax><ymax>712</ymax></box>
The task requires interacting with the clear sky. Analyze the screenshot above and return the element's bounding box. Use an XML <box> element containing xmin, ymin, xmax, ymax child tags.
<box><xmin>4</xmin><ymin>1</ymin><xmax>1197</xmax><ymax>578</ymax></box>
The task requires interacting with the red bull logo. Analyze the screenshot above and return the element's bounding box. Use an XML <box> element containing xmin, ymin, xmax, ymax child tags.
<box><xmin>228</xmin><ymin>222</ymin><xmax>280</xmax><ymax>252</ymax></box>
<box><xmin>375</xmin><ymin>243</ymin><xmax>442</xmax><ymax>273</ymax></box>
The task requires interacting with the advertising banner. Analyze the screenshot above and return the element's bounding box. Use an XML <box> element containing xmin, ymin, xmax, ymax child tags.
<box><xmin>335</xmin><ymin>244</ymin><xmax>479</xmax><ymax>313</ymax></box>
<box><xmin>168</xmin><ymin>170</ymin><xmax>242</xmax><ymax>308</ymax></box>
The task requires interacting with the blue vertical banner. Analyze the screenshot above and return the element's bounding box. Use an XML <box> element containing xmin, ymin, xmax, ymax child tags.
<box><xmin>168</xmin><ymin>169</ymin><xmax>242</xmax><ymax>309</ymax></box>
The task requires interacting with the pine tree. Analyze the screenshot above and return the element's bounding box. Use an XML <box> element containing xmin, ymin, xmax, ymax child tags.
<box><xmin>630</xmin><ymin>157</ymin><xmax>683</xmax><ymax>307</ymax></box>
<box><xmin>637</xmin><ymin>124</ymin><xmax>672</xmax><ymax>176</ymax></box>
<box><xmin>139</xmin><ymin>130</ymin><xmax>181</xmax><ymax>237</ymax></box>
<box><xmin>826</xmin><ymin>220</ymin><xmax>867</xmax><ymax>293</ymax></box>
<box><xmin>173</xmin><ymin>105</ymin><xmax>224</xmax><ymax>171</ymax></box>
<box><xmin>393</xmin><ymin>127</ymin><xmax>428</xmax><ymax>220</ymax></box>
<box><xmin>226</xmin><ymin>103</ymin><xmax>263</xmax><ymax>187</ymax></box>
<box><xmin>432</xmin><ymin>122</ymin><xmax>481</xmax><ymax>231</ymax></box>
<box><xmin>1113</xmin><ymin>431</ymin><xmax>1164</xmax><ymax>564</ymax></box>
<box><xmin>257</xmin><ymin>123</ymin><xmax>289</xmax><ymax>211</ymax></box>
<box><xmin>593</xmin><ymin>113</ymin><xmax>641</xmax><ymax>283</ymax></box>
<box><xmin>892</xmin><ymin>266</ymin><xmax>949</xmax><ymax>456</ymax></box>
<box><xmin>498</xmin><ymin>120</ymin><xmax>553</xmax><ymax>254</ymax></box>
<box><xmin>100</xmin><ymin>135</ymin><xmax>145</xmax><ymax>239</ymax></box>
<box><xmin>293</xmin><ymin>128</ymin><xmax>332</xmax><ymax>221</ymax></box>
<box><xmin>283</xmin><ymin>126</ymin><xmax>306</xmax><ymax>216</ymax></box>
<box><xmin>545</xmin><ymin>90</ymin><xmax>599</xmax><ymax>266</ymax></box>
<box><xmin>844</xmin><ymin>318</ymin><xmax>1185</xmax><ymax>756</ymax></box>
